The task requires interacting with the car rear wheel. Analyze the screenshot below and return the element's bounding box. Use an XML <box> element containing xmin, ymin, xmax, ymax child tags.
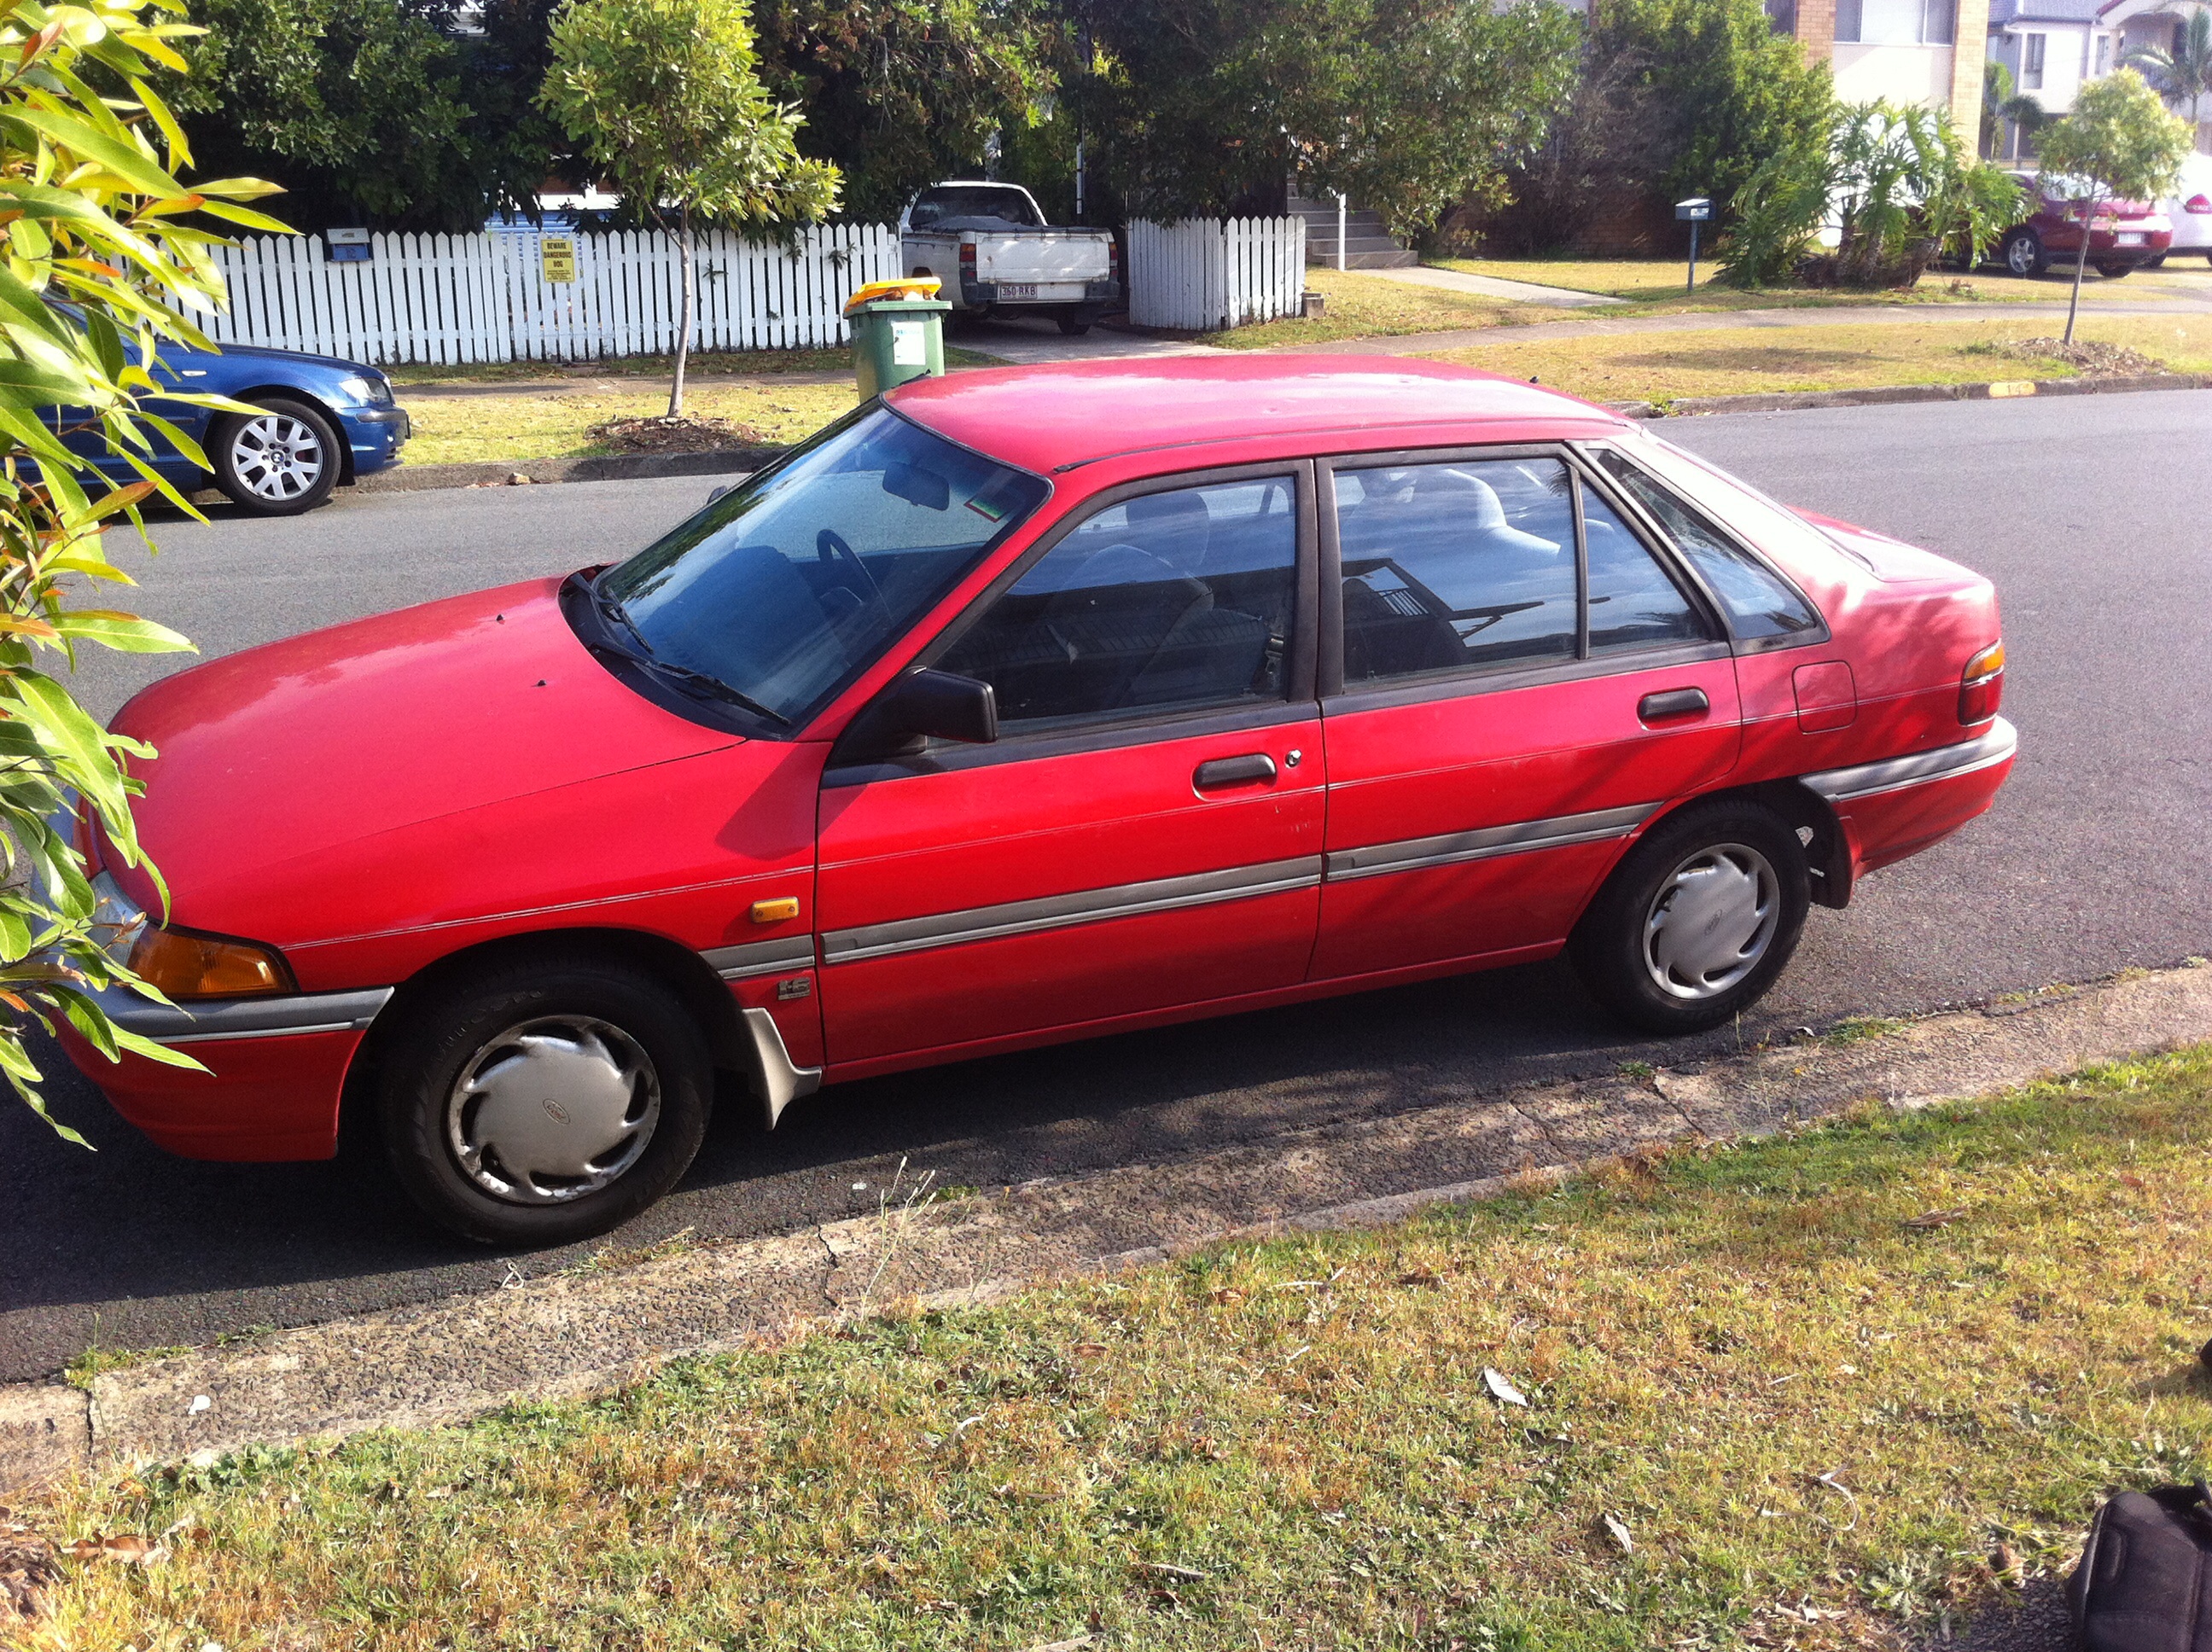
<box><xmin>2002</xmin><ymin>230</ymin><xmax>2046</xmax><ymax>277</ymax></box>
<box><xmin>2094</xmin><ymin>261</ymin><xmax>2133</xmax><ymax>278</ymax></box>
<box><xmin>1056</xmin><ymin>306</ymin><xmax>1094</xmax><ymax>336</ymax></box>
<box><xmin>2145</xmin><ymin>253</ymin><xmax>2168</xmax><ymax>268</ymax></box>
<box><xmin>378</xmin><ymin>955</ymin><xmax>713</xmax><ymax>1245</ymax></box>
<box><xmin>213</xmin><ymin>396</ymin><xmax>341</xmax><ymax>515</ymax></box>
<box><xmin>1568</xmin><ymin>800</ymin><xmax>1810</xmax><ymax>1036</ymax></box>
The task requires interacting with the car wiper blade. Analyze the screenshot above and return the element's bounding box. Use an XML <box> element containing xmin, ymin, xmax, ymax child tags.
<box><xmin>583</xmin><ymin>636</ymin><xmax>792</xmax><ymax>728</ymax></box>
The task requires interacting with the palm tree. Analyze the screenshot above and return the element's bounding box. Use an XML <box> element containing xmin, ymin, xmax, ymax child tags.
<box><xmin>2128</xmin><ymin>9</ymin><xmax>2212</xmax><ymax>135</ymax></box>
<box><xmin>1981</xmin><ymin>60</ymin><xmax>2047</xmax><ymax>160</ymax></box>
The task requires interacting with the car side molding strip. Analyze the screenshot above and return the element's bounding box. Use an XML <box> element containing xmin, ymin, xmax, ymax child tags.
<box><xmin>1324</xmin><ymin>802</ymin><xmax>1660</xmax><ymax>882</ymax></box>
<box><xmin>1803</xmin><ymin>717</ymin><xmax>2017</xmax><ymax>804</ymax></box>
<box><xmin>820</xmin><ymin>857</ymin><xmax>1327</xmax><ymax>966</ymax></box>
<box><xmin>702</xmin><ymin>936</ymin><xmax>818</xmax><ymax>980</ymax></box>
<box><xmin>92</xmin><ymin>983</ymin><xmax>397</xmax><ymax>1046</ymax></box>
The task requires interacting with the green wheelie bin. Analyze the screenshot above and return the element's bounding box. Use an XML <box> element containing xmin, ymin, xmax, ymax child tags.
<box><xmin>845</xmin><ymin>276</ymin><xmax>952</xmax><ymax>400</ymax></box>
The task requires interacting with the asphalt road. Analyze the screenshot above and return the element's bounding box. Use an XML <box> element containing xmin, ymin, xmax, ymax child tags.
<box><xmin>3</xmin><ymin>390</ymin><xmax>2208</xmax><ymax>1382</ymax></box>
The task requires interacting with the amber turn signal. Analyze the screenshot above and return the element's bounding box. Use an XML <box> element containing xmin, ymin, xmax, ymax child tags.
<box><xmin>128</xmin><ymin>925</ymin><xmax>294</xmax><ymax>999</ymax></box>
<box><xmin>1959</xmin><ymin>641</ymin><xmax>2005</xmax><ymax>726</ymax></box>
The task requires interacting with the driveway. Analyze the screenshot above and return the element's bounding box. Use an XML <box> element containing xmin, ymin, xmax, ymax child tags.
<box><xmin>3</xmin><ymin>390</ymin><xmax>2207</xmax><ymax>1382</ymax></box>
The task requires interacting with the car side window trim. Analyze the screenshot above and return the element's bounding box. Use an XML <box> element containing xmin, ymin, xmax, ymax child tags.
<box><xmin>1316</xmin><ymin>442</ymin><xmax>1724</xmax><ymax>705</ymax></box>
<box><xmin>825</xmin><ymin>458</ymin><xmax>1319</xmax><ymax>786</ymax></box>
<box><xmin>1570</xmin><ymin>439</ymin><xmax>1832</xmax><ymax>655</ymax></box>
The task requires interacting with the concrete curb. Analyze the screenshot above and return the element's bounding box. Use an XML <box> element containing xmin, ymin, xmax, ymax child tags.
<box><xmin>6</xmin><ymin>956</ymin><xmax>2209</xmax><ymax>1495</ymax></box>
<box><xmin>345</xmin><ymin>373</ymin><xmax>2212</xmax><ymax>499</ymax></box>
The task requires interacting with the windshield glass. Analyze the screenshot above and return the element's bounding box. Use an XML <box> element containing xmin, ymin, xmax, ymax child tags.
<box><xmin>909</xmin><ymin>186</ymin><xmax>1042</xmax><ymax>228</ymax></box>
<box><xmin>598</xmin><ymin>408</ymin><xmax>1048</xmax><ymax>730</ymax></box>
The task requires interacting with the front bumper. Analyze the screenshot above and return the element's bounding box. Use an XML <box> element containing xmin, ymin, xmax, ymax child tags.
<box><xmin>341</xmin><ymin>404</ymin><xmax>411</xmax><ymax>476</ymax></box>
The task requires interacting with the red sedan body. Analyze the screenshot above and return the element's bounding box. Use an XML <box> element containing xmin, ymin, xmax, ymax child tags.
<box><xmin>61</xmin><ymin>358</ymin><xmax>2013</xmax><ymax>1237</ymax></box>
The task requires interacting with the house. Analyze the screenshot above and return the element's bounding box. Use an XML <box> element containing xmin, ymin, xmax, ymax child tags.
<box><xmin>1766</xmin><ymin>0</ymin><xmax>1992</xmax><ymax>135</ymax></box>
<box><xmin>1986</xmin><ymin>0</ymin><xmax>2212</xmax><ymax>157</ymax></box>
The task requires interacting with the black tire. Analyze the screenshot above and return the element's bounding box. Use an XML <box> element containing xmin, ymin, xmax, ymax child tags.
<box><xmin>2145</xmin><ymin>253</ymin><xmax>2168</xmax><ymax>269</ymax></box>
<box><xmin>1568</xmin><ymin>799</ymin><xmax>1810</xmax><ymax>1037</ymax></box>
<box><xmin>212</xmin><ymin>395</ymin><xmax>341</xmax><ymax>515</ymax></box>
<box><xmin>378</xmin><ymin>954</ymin><xmax>713</xmax><ymax>1246</ymax></box>
<box><xmin>1056</xmin><ymin>313</ymin><xmax>1091</xmax><ymax>336</ymax></box>
<box><xmin>2094</xmin><ymin>261</ymin><xmax>2133</xmax><ymax>278</ymax></box>
<box><xmin>2001</xmin><ymin>229</ymin><xmax>2047</xmax><ymax>278</ymax></box>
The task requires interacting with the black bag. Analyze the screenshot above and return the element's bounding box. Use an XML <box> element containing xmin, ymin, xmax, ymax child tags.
<box><xmin>2069</xmin><ymin>1480</ymin><xmax>2212</xmax><ymax>1650</ymax></box>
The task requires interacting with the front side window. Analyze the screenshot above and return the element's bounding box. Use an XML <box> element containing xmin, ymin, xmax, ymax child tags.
<box><xmin>936</xmin><ymin>476</ymin><xmax>1297</xmax><ymax>729</ymax></box>
<box><xmin>1336</xmin><ymin>456</ymin><xmax>1711</xmax><ymax>686</ymax></box>
<box><xmin>1592</xmin><ymin>446</ymin><xmax>1822</xmax><ymax>643</ymax></box>
<box><xmin>599</xmin><ymin>408</ymin><xmax>1047</xmax><ymax>730</ymax></box>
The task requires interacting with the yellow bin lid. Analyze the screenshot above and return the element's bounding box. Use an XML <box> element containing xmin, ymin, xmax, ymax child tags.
<box><xmin>843</xmin><ymin>276</ymin><xmax>942</xmax><ymax>315</ymax></box>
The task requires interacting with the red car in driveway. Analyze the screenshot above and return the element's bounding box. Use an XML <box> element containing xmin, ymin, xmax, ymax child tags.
<box><xmin>62</xmin><ymin>359</ymin><xmax>2016</xmax><ymax>1243</ymax></box>
<box><xmin>1999</xmin><ymin>174</ymin><xmax>2174</xmax><ymax>277</ymax></box>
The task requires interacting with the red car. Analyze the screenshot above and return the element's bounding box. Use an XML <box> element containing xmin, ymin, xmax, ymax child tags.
<box><xmin>62</xmin><ymin>360</ymin><xmax>2016</xmax><ymax>1243</ymax></box>
<box><xmin>1999</xmin><ymin>174</ymin><xmax>2174</xmax><ymax>277</ymax></box>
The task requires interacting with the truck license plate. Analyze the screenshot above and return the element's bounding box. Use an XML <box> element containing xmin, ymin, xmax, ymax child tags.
<box><xmin>999</xmin><ymin>282</ymin><xmax>1039</xmax><ymax>300</ymax></box>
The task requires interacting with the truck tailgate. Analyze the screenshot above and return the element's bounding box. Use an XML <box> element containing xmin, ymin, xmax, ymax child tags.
<box><xmin>976</xmin><ymin>234</ymin><xmax>1110</xmax><ymax>283</ymax></box>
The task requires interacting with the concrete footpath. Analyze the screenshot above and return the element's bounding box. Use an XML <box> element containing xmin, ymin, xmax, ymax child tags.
<box><xmin>6</xmin><ymin>956</ymin><xmax>2210</xmax><ymax>1496</ymax></box>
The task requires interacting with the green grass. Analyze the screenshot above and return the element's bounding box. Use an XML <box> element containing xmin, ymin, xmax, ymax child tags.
<box><xmin>24</xmin><ymin>1048</ymin><xmax>2212</xmax><ymax>1649</ymax></box>
<box><xmin>398</xmin><ymin>379</ymin><xmax>857</xmax><ymax>466</ymax></box>
<box><xmin>1417</xmin><ymin>314</ymin><xmax>2212</xmax><ymax>404</ymax></box>
<box><xmin>1191</xmin><ymin>267</ymin><xmax>1549</xmax><ymax>349</ymax></box>
<box><xmin>383</xmin><ymin>343</ymin><xmax>998</xmax><ymax>388</ymax></box>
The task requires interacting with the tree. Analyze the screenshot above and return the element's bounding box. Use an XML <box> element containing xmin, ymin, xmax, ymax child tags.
<box><xmin>164</xmin><ymin>0</ymin><xmax>557</xmax><ymax>231</ymax></box>
<box><xmin>2128</xmin><ymin>8</ymin><xmax>2212</xmax><ymax>132</ymax></box>
<box><xmin>541</xmin><ymin>0</ymin><xmax>841</xmax><ymax>418</ymax></box>
<box><xmin>753</xmin><ymin>0</ymin><xmax>1060</xmax><ymax>224</ymax></box>
<box><xmin>1586</xmin><ymin>0</ymin><xmax>1833</xmax><ymax>226</ymax></box>
<box><xmin>2035</xmin><ymin>68</ymin><xmax>2194</xmax><ymax>341</ymax></box>
<box><xmin>1080</xmin><ymin>0</ymin><xmax>1579</xmax><ymax>241</ymax></box>
<box><xmin>0</xmin><ymin>0</ymin><xmax>286</xmax><ymax>1135</ymax></box>
<box><xmin>1980</xmin><ymin>59</ymin><xmax>2045</xmax><ymax>160</ymax></box>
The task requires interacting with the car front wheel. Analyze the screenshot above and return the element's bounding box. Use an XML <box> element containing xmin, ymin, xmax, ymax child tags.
<box><xmin>378</xmin><ymin>955</ymin><xmax>713</xmax><ymax>1245</ymax></box>
<box><xmin>213</xmin><ymin>396</ymin><xmax>341</xmax><ymax>515</ymax></box>
<box><xmin>1568</xmin><ymin>800</ymin><xmax>1810</xmax><ymax>1036</ymax></box>
<box><xmin>2002</xmin><ymin>230</ymin><xmax>2046</xmax><ymax>277</ymax></box>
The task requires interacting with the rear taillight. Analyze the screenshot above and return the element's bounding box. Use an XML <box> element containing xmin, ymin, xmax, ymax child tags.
<box><xmin>1109</xmin><ymin>238</ymin><xmax>1121</xmax><ymax>282</ymax></box>
<box><xmin>2186</xmin><ymin>194</ymin><xmax>2212</xmax><ymax>214</ymax></box>
<box><xmin>958</xmin><ymin>240</ymin><xmax>976</xmax><ymax>282</ymax></box>
<box><xmin>1959</xmin><ymin>641</ymin><xmax>2005</xmax><ymax>725</ymax></box>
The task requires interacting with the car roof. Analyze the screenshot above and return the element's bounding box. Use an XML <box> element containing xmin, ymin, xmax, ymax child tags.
<box><xmin>884</xmin><ymin>356</ymin><xmax>1633</xmax><ymax>476</ymax></box>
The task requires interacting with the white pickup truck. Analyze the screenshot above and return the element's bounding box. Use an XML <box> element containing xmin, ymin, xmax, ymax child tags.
<box><xmin>899</xmin><ymin>181</ymin><xmax>1119</xmax><ymax>335</ymax></box>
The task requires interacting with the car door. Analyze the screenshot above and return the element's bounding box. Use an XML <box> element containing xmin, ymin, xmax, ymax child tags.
<box><xmin>1310</xmin><ymin>445</ymin><xmax>1743</xmax><ymax>982</ymax></box>
<box><xmin>814</xmin><ymin>463</ymin><xmax>1324</xmax><ymax>1067</ymax></box>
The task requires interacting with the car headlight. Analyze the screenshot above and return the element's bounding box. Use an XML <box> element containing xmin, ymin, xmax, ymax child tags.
<box><xmin>337</xmin><ymin>374</ymin><xmax>394</xmax><ymax>407</ymax></box>
<box><xmin>85</xmin><ymin>871</ymin><xmax>293</xmax><ymax>998</ymax></box>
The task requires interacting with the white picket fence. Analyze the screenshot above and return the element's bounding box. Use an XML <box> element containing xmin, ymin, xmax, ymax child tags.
<box><xmin>1126</xmin><ymin>218</ymin><xmax>1307</xmax><ymax>332</ymax></box>
<box><xmin>201</xmin><ymin>223</ymin><xmax>899</xmax><ymax>366</ymax></box>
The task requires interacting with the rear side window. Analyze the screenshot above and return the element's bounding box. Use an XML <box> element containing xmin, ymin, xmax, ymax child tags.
<box><xmin>1591</xmin><ymin>448</ymin><xmax>1821</xmax><ymax>642</ymax></box>
<box><xmin>937</xmin><ymin>477</ymin><xmax>1296</xmax><ymax>729</ymax></box>
<box><xmin>1334</xmin><ymin>457</ymin><xmax>1711</xmax><ymax>685</ymax></box>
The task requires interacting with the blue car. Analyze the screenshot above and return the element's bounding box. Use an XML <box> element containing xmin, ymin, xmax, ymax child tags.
<box><xmin>49</xmin><ymin>330</ymin><xmax>410</xmax><ymax>516</ymax></box>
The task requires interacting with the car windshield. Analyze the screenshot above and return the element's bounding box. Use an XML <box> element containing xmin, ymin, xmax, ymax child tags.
<box><xmin>909</xmin><ymin>186</ymin><xmax>1042</xmax><ymax>229</ymax></box>
<box><xmin>597</xmin><ymin>407</ymin><xmax>1048</xmax><ymax>731</ymax></box>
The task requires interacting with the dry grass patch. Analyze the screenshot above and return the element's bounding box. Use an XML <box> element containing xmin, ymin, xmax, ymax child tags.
<box><xmin>1419</xmin><ymin>316</ymin><xmax>2212</xmax><ymax>405</ymax></box>
<box><xmin>15</xmin><ymin>1048</ymin><xmax>2212</xmax><ymax>1649</ymax></box>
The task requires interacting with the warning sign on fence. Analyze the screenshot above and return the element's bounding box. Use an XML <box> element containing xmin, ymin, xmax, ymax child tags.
<box><xmin>540</xmin><ymin>235</ymin><xmax>577</xmax><ymax>284</ymax></box>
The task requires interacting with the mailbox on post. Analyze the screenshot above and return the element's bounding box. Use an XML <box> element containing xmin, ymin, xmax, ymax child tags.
<box><xmin>1675</xmin><ymin>196</ymin><xmax>1711</xmax><ymax>294</ymax></box>
<box><xmin>325</xmin><ymin>226</ymin><xmax>372</xmax><ymax>265</ymax></box>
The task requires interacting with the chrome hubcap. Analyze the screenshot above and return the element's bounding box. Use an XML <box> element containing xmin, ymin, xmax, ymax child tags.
<box><xmin>445</xmin><ymin>1016</ymin><xmax>660</xmax><ymax>1205</ymax></box>
<box><xmin>1642</xmin><ymin>842</ymin><xmax>1780</xmax><ymax>1001</ymax></box>
<box><xmin>2007</xmin><ymin>239</ymin><xmax>2036</xmax><ymax>276</ymax></box>
<box><xmin>230</xmin><ymin>414</ymin><xmax>326</xmax><ymax>501</ymax></box>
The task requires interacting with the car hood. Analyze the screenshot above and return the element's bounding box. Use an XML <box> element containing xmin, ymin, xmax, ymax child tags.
<box><xmin>111</xmin><ymin>577</ymin><xmax>742</xmax><ymax>925</ymax></box>
<box><xmin>193</xmin><ymin>341</ymin><xmax>376</xmax><ymax>376</ymax></box>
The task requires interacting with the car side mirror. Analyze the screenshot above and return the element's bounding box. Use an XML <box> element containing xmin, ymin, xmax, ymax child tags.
<box><xmin>837</xmin><ymin>668</ymin><xmax>998</xmax><ymax>760</ymax></box>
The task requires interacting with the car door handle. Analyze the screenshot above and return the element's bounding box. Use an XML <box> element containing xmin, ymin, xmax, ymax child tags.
<box><xmin>1638</xmin><ymin>688</ymin><xmax>1710</xmax><ymax>722</ymax></box>
<box><xmin>1194</xmin><ymin>753</ymin><xmax>1278</xmax><ymax>790</ymax></box>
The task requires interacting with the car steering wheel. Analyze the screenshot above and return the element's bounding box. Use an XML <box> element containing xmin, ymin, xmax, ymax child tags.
<box><xmin>817</xmin><ymin>528</ymin><xmax>884</xmax><ymax>607</ymax></box>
